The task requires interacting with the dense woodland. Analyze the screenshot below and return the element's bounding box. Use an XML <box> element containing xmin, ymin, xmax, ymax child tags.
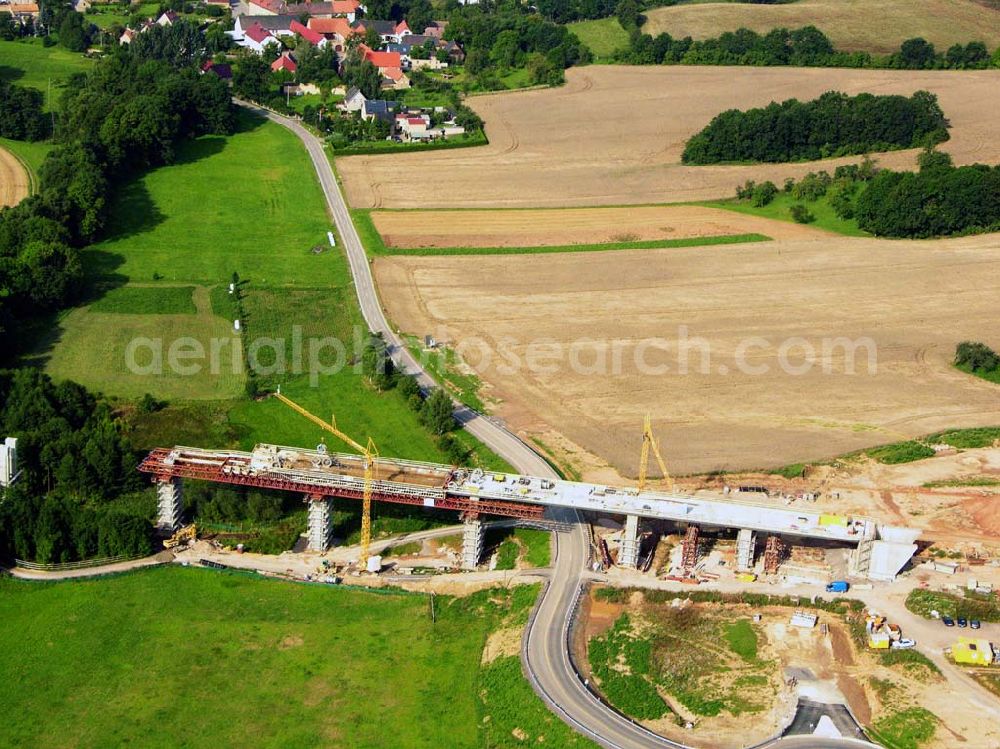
<box><xmin>0</xmin><ymin>370</ymin><xmax>150</xmax><ymax>563</ymax></box>
<box><xmin>682</xmin><ymin>90</ymin><xmax>949</xmax><ymax>164</ymax></box>
<box><xmin>855</xmin><ymin>151</ymin><xmax>1000</xmax><ymax>238</ymax></box>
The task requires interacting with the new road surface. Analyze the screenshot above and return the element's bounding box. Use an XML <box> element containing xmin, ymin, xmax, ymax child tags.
<box><xmin>244</xmin><ymin>103</ymin><xmax>880</xmax><ymax>749</ymax></box>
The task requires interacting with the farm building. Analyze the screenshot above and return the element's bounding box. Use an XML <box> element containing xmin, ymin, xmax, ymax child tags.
<box><xmin>953</xmin><ymin>637</ymin><xmax>994</xmax><ymax>666</ymax></box>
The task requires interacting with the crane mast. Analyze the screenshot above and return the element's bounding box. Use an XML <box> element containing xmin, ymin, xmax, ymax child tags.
<box><xmin>273</xmin><ymin>389</ymin><xmax>379</xmax><ymax>567</ymax></box>
<box><xmin>639</xmin><ymin>413</ymin><xmax>673</xmax><ymax>492</ymax></box>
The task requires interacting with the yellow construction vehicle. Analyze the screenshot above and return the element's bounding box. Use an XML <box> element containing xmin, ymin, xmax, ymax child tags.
<box><xmin>164</xmin><ymin>523</ymin><xmax>197</xmax><ymax>549</ymax></box>
<box><xmin>273</xmin><ymin>388</ymin><xmax>379</xmax><ymax>567</ymax></box>
<box><xmin>639</xmin><ymin>413</ymin><xmax>674</xmax><ymax>492</ymax></box>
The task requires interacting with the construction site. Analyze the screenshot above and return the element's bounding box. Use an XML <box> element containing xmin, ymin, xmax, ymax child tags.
<box><xmin>138</xmin><ymin>394</ymin><xmax>921</xmax><ymax>586</ymax></box>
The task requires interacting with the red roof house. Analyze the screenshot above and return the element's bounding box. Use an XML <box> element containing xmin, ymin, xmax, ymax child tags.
<box><xmin>271</xmin><ymin>51</ymin><xmax>298</xmax><ymax>73</ymax></box>
<box><xmin>290</xmin><ymin>19</ymin><xmax>325</xmax><ymax>45</ymax></box>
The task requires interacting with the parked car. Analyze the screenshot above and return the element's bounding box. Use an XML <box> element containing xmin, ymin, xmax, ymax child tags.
<box><xmin>943</xmin><ymin>617</ymin><xmax>955</xmax><ymax>627</ymax></box>
<box><xmin>970</xmin><ymin>620</ymin><xmax>981</xmax><ymax>630</ymax></box>
<box><xmin>958</xmin><ymin>617</ymin><xmax>968</xmax><ymax>628</ymax></box>
<box><xmin>891</xmin><ymin>638</ymin><xmax>916</xmax><ymax>649</ymax></box>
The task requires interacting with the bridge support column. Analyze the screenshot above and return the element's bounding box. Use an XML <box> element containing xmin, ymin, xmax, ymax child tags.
<box><xmin>307</xmin><ymin>495</ymin><xmax>333</xmax><ymax>552</ymax></box>
<box><xmin>618</xmin><ymin>514</ymin><xmax>640</xmax><ymax>569</ymax></box>
<box><xmin>461</xmin><ymin>513</ymin><xmax>484</xmax><ymax>571</ymax></box>
<box><xmin>849</xmin><ymin>536</ymin><xmax>874</xmax><ymax>578</ymax></box>
<box><xmin>736</xmin><ymin>528</ymin><xmax>757</xmax><ymax>572</ymax></box>
<box><xmin>156</xmin><ymin>477</ymin><xmax>183</xmax><ymax>532</ymax></box>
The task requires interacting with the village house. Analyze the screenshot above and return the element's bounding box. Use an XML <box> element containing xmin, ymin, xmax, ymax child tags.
<box><xmin>361</xmin><ymin>45</ymin><xmax>409</xmax><ymax>88</ymax></box>
<box><xmin>353</xmin><ymin>18</ymin><xmax>410</xmax><ymax>44</ymax></box>
<box><xmin>341</xmin><ymin>86</ymin><xmax>367</xmax><ymax>112</ymax></box>
<box><xmin>290</xmin><ymin>19</ymin><xmax>328</xmax><ymax>47</ymax></box>
<box><xmin>156</xmin><ymin>10</ymin><xmax>179</xmax><ymax>26</ymax></box>
<box><xmin>271</xmin><ymin>50</ymin><xmax>297</xmax><ymax>73</ymax></box>
<box><xmin>239</xmin><ymin>21</ymin><xmax>282</xmax><ymax>53</ymax></box>
<box><xmin>201</xmin><ymin>60</ymin><xmax>233</xmax><ymax>84</ymax></box>
<box><xmin>307</xmin><ymin>16</ymin><xmax>355</xmax><ymax>53</ymax></box>
<box><xmin>233</xmin><ymin>13</ymin><xmax>296</xmax><ymax>39</ymax></box>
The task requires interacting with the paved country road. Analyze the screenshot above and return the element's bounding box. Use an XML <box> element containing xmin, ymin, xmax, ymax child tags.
<box><xmin>239</xmin><ymin>103</ymin><xmax>880</xmax><ymax>749</ymax></box>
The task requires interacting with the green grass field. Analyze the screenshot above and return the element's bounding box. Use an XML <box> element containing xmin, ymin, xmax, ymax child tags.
<box><xmin>701</xmin><ymin>193</ymin><xmax>868</xmax><ymax>237</ymax></box>
<box><xmin>0</xmin><ymin>567</ymin><xmax>591</xmax><ymax>749</ymax></box>
<box><xmin>0</xmin><ymin>39</ymin><xmax>93</xmax><ymax>109</ymax></box>
<box><xmin>567</xmin><ymin>17</ymin><xmax>631</xmax><ymax>60</ymax></box>
<box><xmin>32</xmin><ymin>108</ymin><xmax>509</xmax><ymax>468</ymax></box>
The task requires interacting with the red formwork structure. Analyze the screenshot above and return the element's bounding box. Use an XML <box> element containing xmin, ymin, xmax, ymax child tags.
<box><xmin>138</xmin><ymin>448</ymin><xmax>545</xmax><ymax>520</ymax></box>
<box><xmin>681</xmin><ymin>524</ymin><xmax>700</xmax><ymax>573</ymax></box>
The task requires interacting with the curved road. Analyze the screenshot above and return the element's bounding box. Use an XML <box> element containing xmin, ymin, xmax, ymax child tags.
<box><xmin>246</xmin><ymin>104</ymin><xmax>878</xmax><ymax>749</ymax></box>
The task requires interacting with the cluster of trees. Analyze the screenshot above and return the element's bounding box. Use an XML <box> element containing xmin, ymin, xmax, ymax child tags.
<box><xmin>535</xmin><ymin>0</ymin><xmax>618</xmax><ymax>24</ymax></box>
<box><xmin>0</xmin><ymin>56</ymin><xmax>234</xmax><ymax>356</ymax></box>
<box><xmin>0</xmin><ymin>369</ymin><xmax>151</xmax><ymax>564</ymax></box>
<box><xmin>360</xmin><ymin>334</ymin><xmax>468</xmax><ymax>464</ymax></box>
<box><xmin>683</xmin><ymin>90</ymin><xmax>949</xmax><ymax>164</ymax></box>
<box><xmin>622</xmin><ymin>25</ymin><xmax>870</xmax><ymax>67</ymax></box>
<box><xmin>0</xmin><ymin>81</ymin><xmax>48</xmax><ymax>141</ymax></box>
<box><xmin>447</xmin><ymin>2</ymin><xmax>590</xmax><ymax>88</ymax></box>
<box><xmin>855</xmin><ymin>150</ymin><xmax>1000</xmax><ymax>238</ymax></box>
<box><xmin>888</xmin><ymin>38</ymin><xmax>993</xmax><ymax>70</ymax></box>
<box><xmin>618</xmin><ymin>25</ymin><xmax>1000</xmax><ymax>70</ymax></box>
<box><xmin>955</xmin><ymin>342</ymin><xmax>1000</xmax><ymax>374</ymax></box>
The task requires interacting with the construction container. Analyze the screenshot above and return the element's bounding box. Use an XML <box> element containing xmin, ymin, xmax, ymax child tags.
<box><xmin>366</xmin><ymin>555</ymin><xmax>382</xmax><ymax>573</ymax></box>
<box><xmin>934</xmin><ymin>561</ymin><xmax>959</xmax><ymax>575</ymax></box>
<box><xmin>953</xmin><ymin>637</ymin><xmax>994</xmax><ymax>666</ymax></box>
<box><xmin>868</xmin><ymin>632</ymin><xmax>891</xmax><ymax>649</ymax></box>
<box><xmin>736</xmin><ymin>573</ymin><xmax>757</xmax><ymax>583</ymax></box>
<box><xmin>790</xmin><ymin>611</ymin><xmax>818</xmax><ymax>628</ymax></box>
<box><xmin>819</xmin><ymin>514</ymin><xmax>848</xmax><ymax>527</ymax></box>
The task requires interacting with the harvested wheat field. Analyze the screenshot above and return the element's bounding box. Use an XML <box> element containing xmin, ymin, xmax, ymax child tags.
<box><xmin>375</xmin><ymin>232</ymin><xmax>1000</xmax><ymax>477</ymax></box>
<box><xmin>371</xmin><ymin>205</ymin><xmax>825</xmax><ymax>248</ymax></box>
<box><xmin>338</xmin><ymin>66</ymin><xmax>1000</xmax><ymax>209</ymax></box>
<box><xmin>0</xmin><ymin>146</ymin><xmax>29</xmax><ymax>208</ymax></box>
<box><xmin>644</xmin><ymin>0</ymin><xmax>1000</xmax><ymax>56</ymax></box>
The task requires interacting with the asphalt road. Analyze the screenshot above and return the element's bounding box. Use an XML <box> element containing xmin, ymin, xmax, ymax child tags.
<box><xmin>246</xmin><ymin>103</ymin><xmax>881</xmax><ymax>749</ymax></box>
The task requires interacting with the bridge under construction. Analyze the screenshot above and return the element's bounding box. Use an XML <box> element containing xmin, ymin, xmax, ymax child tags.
<box><xmin>140</xmin><ymin>443</ymin><xmax>920</xmax><ymax>580</ymax></box>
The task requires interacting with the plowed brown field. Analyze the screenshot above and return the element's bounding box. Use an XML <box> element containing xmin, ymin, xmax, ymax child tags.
<box><xmin>644</xmin><ymin>0</ymin><xmax>1000</xmax><ymax>56</ymax></box>
<box><xmin>338</xmin><ymin>66</ymin><xmax>1000</xmax><ymax>209</ymax></box>
<box><xmin>0</xmin><ymin>146</ymin><xmax>29</xmax><ymax>208</ymax></box>
<box><xmin>374</xmin><ymin>232</ymin><xmax>1000</xmax><ymax>478</ymax></box>
<box><xmin>371</xmin><ymin>205</ymin><xmax>825</xmax><ymax>248</ymax></box>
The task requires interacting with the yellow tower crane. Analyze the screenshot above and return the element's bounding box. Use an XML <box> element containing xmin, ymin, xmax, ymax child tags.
<box><xmin>273</xmin><ymin>388</ymin><xmax>379</xmax><ymax>567</ymax></box>
<box><xmin>639</xmin><ymin>413</ymin><xmax>673</xmax><ymax>493</ymax></box>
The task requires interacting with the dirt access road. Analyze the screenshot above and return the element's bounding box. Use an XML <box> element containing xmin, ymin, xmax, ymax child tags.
<box><xmin>376</xmin><ymin>231</ymin><xmax>1000</xmax><ymax>477</ymax></box>
<box><xmin>0</xmin><ymin>146</ymin><xmax>30</xmax><ymax>207</ymax></box>
<box><xmin>337</xmin><ymin>66</ymin><xmax>1000</xmax><ymax>209</ymax></box>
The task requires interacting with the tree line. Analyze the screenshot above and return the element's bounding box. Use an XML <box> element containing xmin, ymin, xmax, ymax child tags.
<box><xmin>617</xmin><ymin>24</ymin><xmax>999</xmax><ymax>70</ymax></box>
<box><xmin>0</xmin><ymin>369</ymin><xmax>152</xmax><ymax>564</ymax></box>
<box><xmin>682</xmin><ymin>90</ymin><xmax>949</xmax><ymax>164</ymax></box>
<box><xmin>0</xmin><ymin>55</ymin><xmax>234</xmax><ymax>359</ymax></box>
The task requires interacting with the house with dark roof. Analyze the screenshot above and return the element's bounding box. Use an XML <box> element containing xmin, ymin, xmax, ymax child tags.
<box><xmin>361</xmin><ymin>99</ymin><xmax>399</xmax><ymax>126</ymax></box>
<box><xmin>234</xmin><ymin>13</ymin><xmax>297</xmax><ymax>37</ymax></box>
<box><xmin>201</xmin><ymin>61</ymin><xmax>234</xmax><ymax>84</ymax></box>
<box><xmin>353</xmin><ymin>18</ymin><xmax>410</xmax><ymax>44</ymax></box>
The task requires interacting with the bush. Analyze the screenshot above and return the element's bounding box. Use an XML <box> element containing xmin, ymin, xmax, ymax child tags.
<box><xmin>790</xmin><ymin>204</ymin><xmax>815</xmax><ymax>224</ymax></box>
<box><xmin>751</xmin><ymin>180</ymin><xmax>778</xmax><ymax>207</ymax></box>
<box><xmin>421</xmin><ymin>388</ymin><xmax>456</xmax><ymax>435</ymax></box>
<box><xmin>955</xmin><ymin>341</ymin><xmax>999</xmax><ymax>372</ymax></box>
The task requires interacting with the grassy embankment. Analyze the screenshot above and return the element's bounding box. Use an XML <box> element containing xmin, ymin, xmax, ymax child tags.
<box><xmin>0</xmin><ymin>567</ymin><xmax>595</xmax><ymax>749</ymax></box>
<box><xmin>352</xmin><ymin>208</ymin><xmax>769</xmax><ymax>256</ymax></box>
<box><xmin>905</xmin><ymin>588</ymin><xmax>1000</xmax><ymax>623</ymax></box>
<box><xmin>772</xmin><ymin>426</ymin><xmax>1000</xmax><ymax>477</ymax></box>
<box><xmin>0</xmin><ymin>39</ymin><xmax>93</xmax><ymax>108</ymax></box>
<box><xmin>701</xmin><ymin>192</ymin><xmax>869</xmax><ymax>237</ymax></box>
<box><xmin>567</xmin><ymin>17</ymin><xmax>631</xmax><ymax>60</ymax></box>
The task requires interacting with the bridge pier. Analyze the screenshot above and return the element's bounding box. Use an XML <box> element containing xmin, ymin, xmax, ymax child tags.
<box><xmin>156</xmin><ymin>477</ymin><xmax>183</xmax><ymax>532</ymax></box>
<box><xmin>618</xmin><ymin>514</ymin><xmax>640</xmax><ymax>569</ymax></box>
<box><xmin>461</xmin><ymin>513</ymin><xmax>484</xmax><ymax>570</ymax></box>
<box><xmin>306</xmin><ymin>494</ymin><xmax>333</xmax><ymax>552</ymax></box>
<box><xmin>736</xmin><ymin>528</ymin><xmax>757</xmax><ymax>572</ymax></box>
